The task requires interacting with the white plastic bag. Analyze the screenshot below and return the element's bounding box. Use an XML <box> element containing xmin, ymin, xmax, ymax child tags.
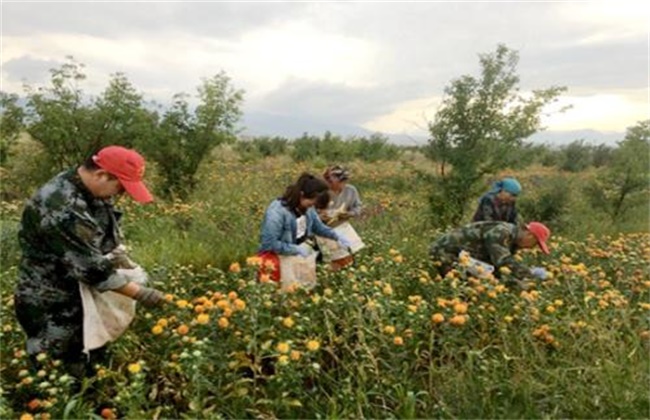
<box><xmin>316</xmin><ymin>222</ymin><xmax>365</xmax><ymax>262</ymax></box>
<box><xmin>458</xmin><ymin>251</ymin><xmax>494</xmax><ymax>278</ymax></box>
<box><xmin>279</xmin><ymin>245</ymin><xmax>318</xmax><ymax>292</ymax></box>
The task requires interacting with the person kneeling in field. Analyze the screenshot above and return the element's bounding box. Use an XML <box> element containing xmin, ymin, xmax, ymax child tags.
<box><xmin>257</xmin><ymin>173</ymin><xmax>352</xmax><ymax>283</ymax></box>
<box><xmin>429</xmin><ymin>221</ymin><xmax>551</xmax><ymax>289</ymax></box>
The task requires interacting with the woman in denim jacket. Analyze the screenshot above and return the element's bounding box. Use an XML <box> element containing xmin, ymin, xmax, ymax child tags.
<box><xmin>258</xmin><ymin>173</ymin><xmax>351</xmax><ymax>281</ymax></box>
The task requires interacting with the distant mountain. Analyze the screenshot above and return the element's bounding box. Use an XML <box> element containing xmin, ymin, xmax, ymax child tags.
<box><xmin>241</xmin><ymin>111</ymin><xmax>625</xmax><ymax>147</ymax></box>
<box><xmin>528</xmin><ymin>129</ymin><xmax>623</xmax><ymax>147</ymax></box>
<box><xmin>240</xmin><ymin>112</ymin><xmax>374</xmax><ymax>139</ymax></box>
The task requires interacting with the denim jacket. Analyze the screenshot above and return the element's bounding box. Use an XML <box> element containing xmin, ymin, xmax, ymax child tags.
<box><xmin>259</xmin><ymin>199</ymin><xmax>339</xmax><ymax>255</ymax></box>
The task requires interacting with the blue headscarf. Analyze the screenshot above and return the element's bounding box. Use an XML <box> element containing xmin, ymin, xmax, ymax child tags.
<box><xmin>489</xmin><ymin>177</ymin><xmax>521</xmax><ymax>196</ymax></box>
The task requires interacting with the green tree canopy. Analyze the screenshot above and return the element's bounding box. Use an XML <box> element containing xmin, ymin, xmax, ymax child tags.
<box><xmin>426</xmin><ymin>44</ymin><xmax>567</xmax><ymax>225</ymax></box>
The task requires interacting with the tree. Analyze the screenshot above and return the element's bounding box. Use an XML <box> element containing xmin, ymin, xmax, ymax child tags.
<box><xmin>0</xmin><ymin>92</ymin><xmax>25</xmax><ymax>166</ymax></box>
<box><xmin>426</xmin><ymin>44</ymin><xmax>566</xmax><ymax>225</ymax></box>
<box><xmin>17</xmin><ymin>56</ymin><xmax>155</xmax><ymax>171</ymax></box>
<box><xmin>141</xmin><ymin>72</ymin><xmax>244</xmax><ymax>199</ymax></box>
<box><xmin>585</xmin><ymin>120</ymin><xmax>650</xmax><ymax>222</ymax></box>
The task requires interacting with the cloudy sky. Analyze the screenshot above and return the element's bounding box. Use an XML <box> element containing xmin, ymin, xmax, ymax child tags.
<box><xmin>1</xmin><ymin>1</ymin><xmax>648</xmax><ymax>145</ymax></box>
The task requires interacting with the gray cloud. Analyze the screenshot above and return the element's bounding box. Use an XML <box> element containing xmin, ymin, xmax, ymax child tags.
<box><xmin>2</xmin><ymin>2</ymin><xmax>308</xmax><ymax>38</ymax></box>
<box><xmin>2</xmin><ymin>56</ymin><xmax>64</xmax><ymax>86</ymax></box>
<box><xmin>2</xmin><ymin>1</ymin><xmax>645</xmax><ymax>141</ymax></box>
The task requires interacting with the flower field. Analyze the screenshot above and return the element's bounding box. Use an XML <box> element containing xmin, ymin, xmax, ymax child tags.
<box><xmin>0</xmin><ymin>155</ymin><xmax>648</xmax><ymax>419</ymax></box>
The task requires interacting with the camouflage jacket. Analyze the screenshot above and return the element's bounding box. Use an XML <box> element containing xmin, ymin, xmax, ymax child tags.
<box><xmin>471</xmin><ymin>193</ymin><xmax>518</xmax><ymax>224</ymax></box>
<box><xmin>14</xmin><ymin>169</ymin><xmax>127</xmax><ymax>359</ymax></box>
<box><xmin>429</xmin><ymin>221</ymin><xmax>532</xmax><ymax>279</ymax></box>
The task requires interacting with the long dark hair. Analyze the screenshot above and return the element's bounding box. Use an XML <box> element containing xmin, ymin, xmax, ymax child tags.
<box><xmin>281</xmin><ymin>173</ymin><xmax>330</xmax><ymax>211</ymax></box>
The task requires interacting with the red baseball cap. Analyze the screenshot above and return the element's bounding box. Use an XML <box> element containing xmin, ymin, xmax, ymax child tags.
<box><xmin>527</xmin><ymin>222</ymin><xmax>551</xmax><ymax>254</ymax></box>
<box><xmin>93</xmin><ymin>146</ymin><xmax>153</xmax><ymax>203</ymax></box>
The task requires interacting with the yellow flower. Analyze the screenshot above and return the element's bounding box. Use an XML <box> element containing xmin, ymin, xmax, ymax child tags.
<box><xmin>290</xmin><ymin>350</ymin><xmax>302</xmax><ymax>361</ymax></box>
<box><xmin>449</xmin><ymin>315</ymin><xmax>467</xmax><ymax>326</ymax></box>
<box><xmin>382</xmin><ymin>285</ymin><xmax>393</xmax><ymax>296</ymax></box>
<box><xmin>246</xmin><ymin>256</ymin><xmax>262</xmax><ymax>266</ymax></box>
<box><xmin>127</xmin><ymin>362</ymin><xmax>141</xmax><ymax>374</ymax></box>
<box><xmin>156</xmin><ymin>318</ymin><xmax>169</xmax><ymax>327</ymax></box>
<box><xmin>229</xmin><ymin>262</ymin><xmax>241</xmax><ymax>273</ymax></box>
<box><xmin>216</xmin><ymin>299</ymin><xmax>231</xmax><ymax>310</ymax></box>
<box><xmin>276</xmin><ymin>342</ymin><xmax>290</xmax><ymax>354</ymax></box>
<box><xmin>196</xmin><ymin>313</ymin><xmax>210</xmax><ymax>325</ymax></box>
<box><xmin>151</xmin><ymin>325</ymin><xmax>164</xmax><ymax>335</ymax></box>
<box><xmin>176</xmin><ymin>299</ymin><xmax>189</xmax><ymax>309</ymax></box>
<box><xmin>259</xmin><ymin>273</ymin><xmax>271</xmax><ymax>283</ymax></box>
<box><xmin>453</xmin><ymin>302</ymin><xmax>468</xmax><ymax>315</ymax></box>
<box><xmin>177</xmin><ymin>324</ymin><xmax>189</xmax><ymax>335</ymax></box>
<box><xmin>19</xmin><ymin>414</ymin><xmax>34</xmax><ymax>420</ymax></box>
<box><xmin>499</xmin><ymin>266</ymin><xmax>512</xmax><ymax>275</ymax></box>
<box><xmin>393</xmin><ymin>336</ymin><xmax>404</xmax><ymax>346</ymax></box>
<box><xmin>306</xmin><ymin>340</ymin><xmax>320</xmax><ymax>351</ymax></box>
<box><xmin>431</xmin><ymin>313</ymin><xmax>445</xmax><ymax>324</ymax></box>
<box><xmin>383</xmin><ymin>325</ymin><xmax>396</xmax><ymax>335</ymax></box>
<box><xmin>282</xmin><ymin>317</ymin><xmax>295</xmax><ymax>328</ymax></box>
<box><xmin>233</xmin><ymin>299</ymin><xmax>246</xmax><ymax>311</ymax></box>
<box><xmin>278</xmin><ymin>355</ymin><xmax>289</xmax><ymax>366</ymax></box>
<box><xmin>218</xmin><ymin>317</ymin><xmax>229</xmax><ymax>329</ymax></box>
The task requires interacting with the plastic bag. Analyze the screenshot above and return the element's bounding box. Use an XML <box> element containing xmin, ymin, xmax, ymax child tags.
<box><xmin>458</xmin><ymin>250</ymin><xmax>494</xmax><ymax>278</ymax></box>
<box><xmin>279</xmin><ymin>245</ymin><xmax>318</xmax><ymax>292</ymax></box>
<box><xmin>316</xmin><ymin>222</ymin><xmax>365</xmax><ymax>263</ymax></box>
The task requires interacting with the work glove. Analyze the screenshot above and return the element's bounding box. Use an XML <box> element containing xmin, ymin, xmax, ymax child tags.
<box><xmin>530</xmin><ymin>267</ymin><xmax>548</xmax><ymax>280</ymax></box>
<box><xmin>133</xmin><ymin>286</ymin><xmax>166</xmax><ymax>307</ymax></box>
<box><xmin>105</xmin><ymin>245</ymin><xmax>137</xmax><ymax>269</ymax></box>
<box><xmin>296</xmin><ymin>247</ymin><xmax>310</xmax><ymax>258</ymax></box>
<box><xmin>337</xmin><ymin>236</ymin><xmax>353</xmax><ymax>249</ymax></box>
<box><xmin>117</xmin><ymin>266</ymin><xmax>148</xmax><ymax>285</ymax></box>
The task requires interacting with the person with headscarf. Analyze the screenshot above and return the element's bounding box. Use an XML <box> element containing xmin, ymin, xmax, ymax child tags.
<box><xmin>320</xmin><ymin>165</ymin><xmax>363</xmax><ymax>226</ymax></box>
<box><xmin>472</xmin><ymin>177</ymin><xmax>521</xmax><ymax>224</ymax></box>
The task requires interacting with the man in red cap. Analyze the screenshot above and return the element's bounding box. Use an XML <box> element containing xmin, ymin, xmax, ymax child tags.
<box><xmin>429</xmin><ymin>220</ymin><xmax>552</xmax><ymax>289</ymax></box>
<box><xmin>14</xmin><ymin>145</ymin><xmax>165</xmax><ymax>382</ymax></box>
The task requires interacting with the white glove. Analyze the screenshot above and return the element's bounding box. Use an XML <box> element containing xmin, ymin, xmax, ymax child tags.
<box><xmin>117</xmin><ymin>265</ymin><xmax>148</xmax><ymax>285</ymax></box>
<box><xmin>530</xmin><ymin>267</ymin><xmax>548</xmax><ymax>280</ymax></box>
<box><xmin>104</xmin><ymin>245</ymin><xmax>137</xmax><ymax>269</ymax></box>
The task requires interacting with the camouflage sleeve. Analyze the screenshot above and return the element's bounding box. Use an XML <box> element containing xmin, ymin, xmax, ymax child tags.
<box><xmin>484</xmin><ymin>227</ymin><xmax>532</xmax><ymax>279</ymax></box>
<box><xmin>51</xmin><ymin>208</ymin><xmax>121</xmax><ymax>289</ymax></box>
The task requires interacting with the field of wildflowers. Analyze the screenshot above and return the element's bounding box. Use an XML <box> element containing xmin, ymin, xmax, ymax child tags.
<box><xmin>0</xmin><ymin>153</ymin><xmax>648</xmax><ymax>419</ymax></box>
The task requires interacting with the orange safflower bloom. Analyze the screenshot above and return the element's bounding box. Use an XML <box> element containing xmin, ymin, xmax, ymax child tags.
<box><xmin>431</xmin><ymin>313</ymin><xmax>445</xmax><ymax>324</ymax></box>
<box><xmin>449</xmin><ymin>315</ymin><xmax>467</xmax><ymax>326</ymax></box>
<box><xmin>218</xmin><ymin>317</ymin><xmax>229</xmax><ymax>329</ymax></box>
<box><xmin>453</xmin><ymin>302</ymin><xmax>468</xmax><ymax>315</ymax></box>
